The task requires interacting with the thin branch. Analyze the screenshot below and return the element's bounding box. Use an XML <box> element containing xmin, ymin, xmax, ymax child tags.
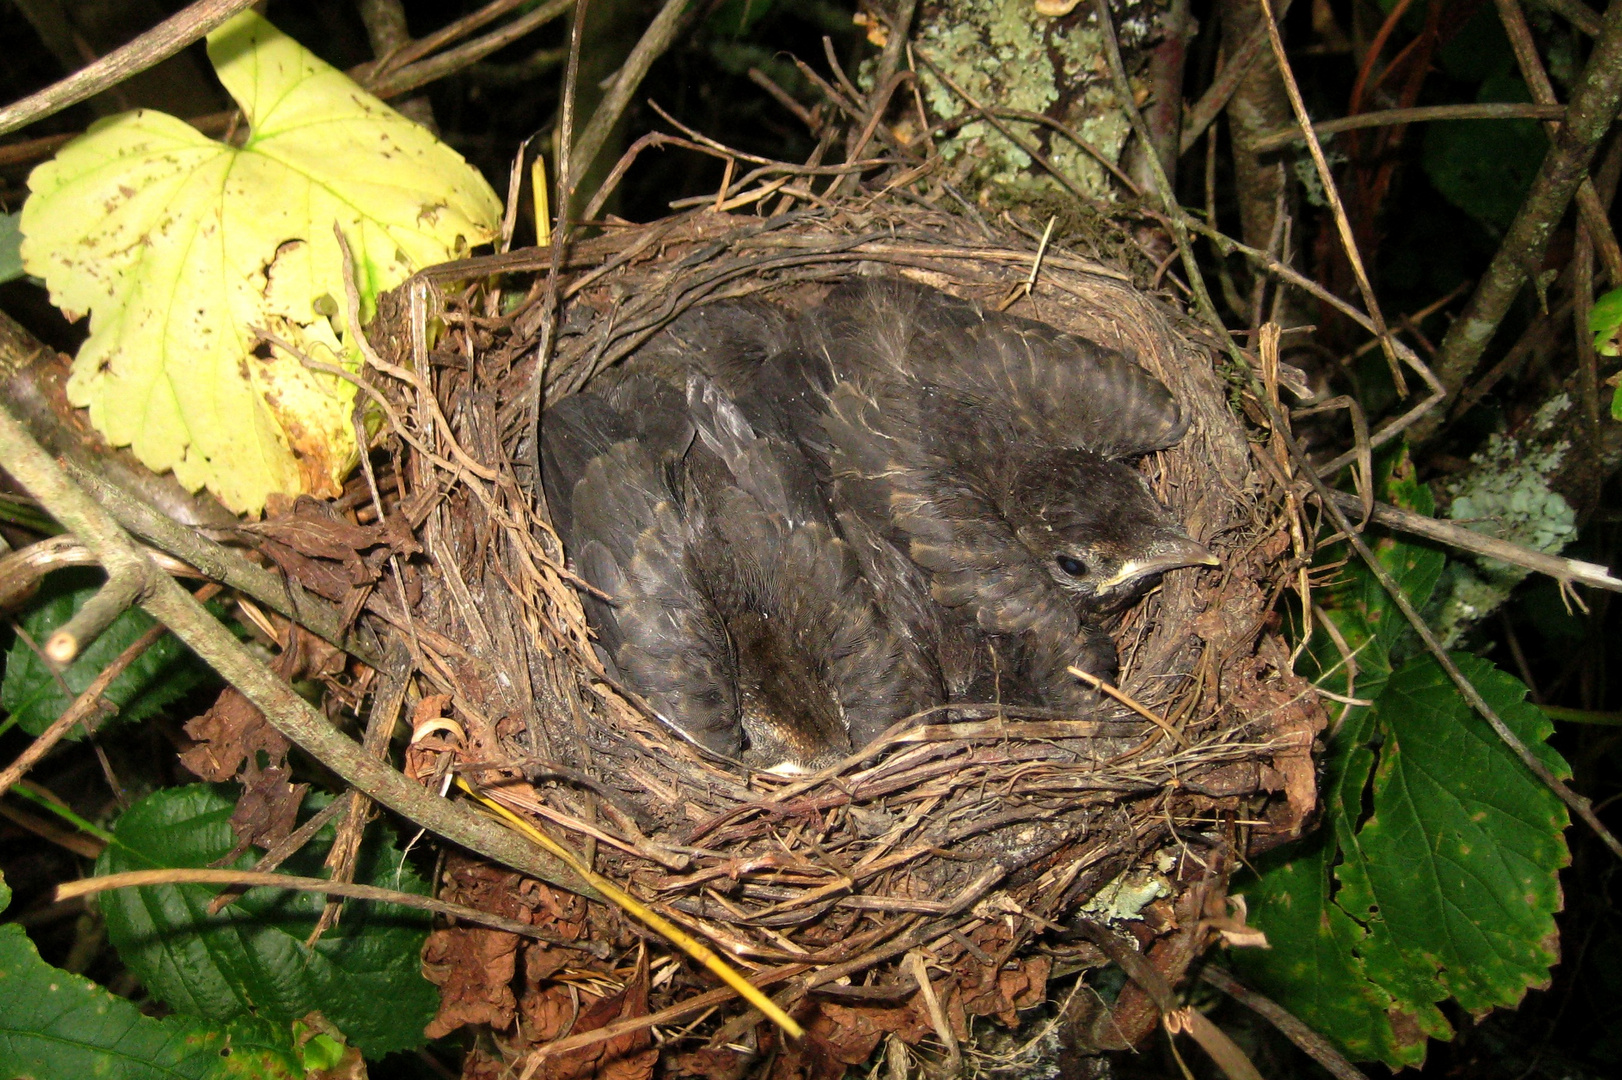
<box><xmin>567</xmin><ymin>0</ymin><xmax>690</xmax><ymax>188</ymax></box>
<box><xmin>0</xmin><ymin>608</ymin><xmax>182</xmax><ymax>799</ymax></box>
<box><xmin>1422</xmin><ymin>0</ymin><xmax>1622</xmax><ymax>435</ymax></box>
<box><xmin>59</xmin><ymin>868</ymin><xmax>608</xmax><ymax>952</ymax></box>
<box><xmin>1326</xmin><ymin>490</ymin><xmax>1622</xmax><ymax>593</ymax></box>
<box><xmin>1249</xmin><ymin>102</ymin><xmax>1566</xmax><ymax>153</ymax></box>
<box><xmin>1201</xmin><ymin>967</ymin><xmax>1370</xmax><ymax>1080</ymax></box>
<box><xmin>1255</xmin><ymin>0</ymin><xmax>1405</xmax><ymax>392</ymax></box>
<box><xmin>367</xmin><ymin>0</ymin><xmax>573</xmax><ymax>101</ymax></box>
<box><xmin>1495</xmin><ymin>0</ymin><xmax>1622</xmax><ymax>283</ymax></box>
<box><xmin>0</xmin><ymin>400</ymin><xmax>597</xmax><ymax>897</ymax></box>
<box><xmin>0</xmin><ymin>1</ymin><xmax>573</xmax><ymax>170</ymax></box>
<box><xmin>1532</xmin><ymin>0</ymin><xmax>1603</xmax><ymax>36</ymax></box>
<box><xmin>43</xmin><ymin>570</ymin><xmax>146</xmax><ymax>665</ymax></box>
<box><xmin>0</xmin><ymin>0</ymin><xmax>255</xmax><ymax>137</ymax></box>
<box><xmin>1180</xmin><ymin>0</ymin><xmax>1296</xmax><ymax>155</ymax></box>
<box><xmin>62</xmin><ymin>461</ymin><xmax>387</xmax><ymax>670</ymax></box>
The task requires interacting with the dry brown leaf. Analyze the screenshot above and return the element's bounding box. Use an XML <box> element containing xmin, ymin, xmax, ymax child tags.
<box><xmin>180</xmin><ymin>687</ymin><xmax>291</xmax><ymax>782</ymax></box>
<box><xmin>423</xmin><ymin>923</ymin><xmax>520</xmax><ymax>1039</ymax></box>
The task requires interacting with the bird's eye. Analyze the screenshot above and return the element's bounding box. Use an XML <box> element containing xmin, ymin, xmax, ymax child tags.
<box><xmin>1055</xmin><ymin>555</ymin><xmax>1089</xmax><ymax>578</ymax></box>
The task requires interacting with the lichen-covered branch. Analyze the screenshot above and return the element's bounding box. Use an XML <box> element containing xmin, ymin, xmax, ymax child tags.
<box><xmin>1432</xmin><ymin>375</ymin><xmax>1622</xmax><ymax>642</ymax></box>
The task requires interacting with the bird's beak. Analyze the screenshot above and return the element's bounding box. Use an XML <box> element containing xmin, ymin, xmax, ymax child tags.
<box><xmin>1097</xmin><ymin>536</ymin><xmax>1220</xmax><ymax>591</ymax></box>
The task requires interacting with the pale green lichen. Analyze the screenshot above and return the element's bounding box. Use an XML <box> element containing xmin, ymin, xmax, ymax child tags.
<box><xmin>1078</xmin><ymin>851</ymin><xmax>1175</xmax><ymax>921</ymax></box>
<box><xmin>914</xmin><ymin>1</ymin><xmax>1131</xmax><ymax>200</ymax></box>
<box><xmin>1435</xmin><ymin>414</ymin><xmax>1577</xmax><ymax>644</ymax></box>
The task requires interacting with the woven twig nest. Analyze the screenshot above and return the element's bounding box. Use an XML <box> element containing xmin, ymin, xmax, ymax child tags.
<box><xmin>371</xmin><ymin>198</ymin><xmax>1324</xmax><ymax>1071</ymax></box>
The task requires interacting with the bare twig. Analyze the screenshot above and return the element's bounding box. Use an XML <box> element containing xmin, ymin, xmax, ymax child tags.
<box><xmin>62</xmin><ymin>462</ymin><xmax>387</xmax><ymax>670</ymax></box>
<box><xmin>567</xmin><ymin>0</ymin><xmax>690</xmax><ymax>187</ymax></box>
<box><xmin>358</xmin><ymin>0</ymin><xmax>435</xmax><ymax>130</ymax></box>
<box><xmin>1423</xmin><ymin>0</ymin><xmax>1622</xmax><ymax>434</ymax></box>
<box><xmin>1179</xmin><ymin>0</ymin><xmax>1294</xmax><ymax>155</ymax></box>
<box><xmin>1532</xmin><ymin>0</ymin><xmax>1603</xmax><ymax>37</ymax></box>
<box><xmin>1255</xmin><ymin>0</ymin><xmax>1405</xmax><ymax>392</ymax></box>
<box><xmin>0</xmin><ymin>604</ymin><xmax>188</xmax><ymax>800</ymax></box>
<box><xmin>906</xmin><ymin>951</ymin><xmax>962</xmax><ymax>1073</ymax></box>
<box><xmin>1249</xmin><ymin>102</ymin><xmax>1566</xmax><ymax>153</ymax></box>
<box><xmin>364</xmin><ymin>0</ymin><xmax>574</xmax><ymax>101</ymax></box>
<box><xmin>1325</xmin><ymin>490</ymin><xmax>1622</xmax><ymax>593</ymax></box>
<box><xmin>0</xmin><ymin>0</ymin><xmax>255</xmax><ymax>137</ymax></box>
<box><xmin>59</xmin><ymin>868</ymin><xmax>607</xmax><ymax>952</ymax></box>
<box><xmin>43</xmin><ymin>569</ymin><xmax>145</xmax><ymax>665</ymax></box>
<box><xmin>1201</xmin><ymin>965</ymin><xmax>1369</xmax><ymax>1080</ymax></box>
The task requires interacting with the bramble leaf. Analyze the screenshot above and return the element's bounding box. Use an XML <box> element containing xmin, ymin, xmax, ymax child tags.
<box><xmin>98</xmin><ymin>785</ymin><xmax>438</xmax><ymax>1058</ymax></box>
<box><xmin>0</xmin><ymin>871</ymin><xmax>303</xmax><ymax>1079</ymax></box>
<box><xmin>20</xmin><ymin>11</ymin><xmax>500</xmax><ymax>514</ymax></box>
<box><xmin>1240</xmin><ymin>450</ymin><xmax>1570</xmax><ymax>1067</ymax></box>
<box><xmin>1</xmin><ymin>572</ymin><xmax>217</xmax><ymax>738</ymax></box>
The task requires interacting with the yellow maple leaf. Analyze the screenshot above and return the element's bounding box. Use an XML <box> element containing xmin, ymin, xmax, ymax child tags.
<box><xmin>21</xmin><ymin>12</ymin><xmax>501</xmax><ymax>514</ymax></box>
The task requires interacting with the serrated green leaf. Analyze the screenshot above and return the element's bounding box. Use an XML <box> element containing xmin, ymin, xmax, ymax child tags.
<box><xmin>1336</xmin><ymin>653</ymin><xmax>1569</xmax><ymax>1014</ymax></box>
<box><xmin>1</xmin><ymin>572</ymin><xmax>217</xmax><ymax>738</ymax></box>
<box><xmin>0</xmin><ymin>871</ymin><xmax>303</xmax><ymax>1079</ymax></box>
<box><xmin>1592</xmin><ymin>286</ymin><xmax>1622</xmax><ymax>358</ymax></box>
<box><xmin>1232</xmin><ymin>842</ymin><xmax>1429</xmax><ymax>1066</ymax></box>
<box><xmin>19</xmin><ymin>11</ymin><xmax>501</xmax><ymax>514</ymax></box>
<box><xmin>98</xmin><ymin>785</ymin><xmax>438</xmax><ymax>1059</ymax></box>
<box><xmin>1250</xmin><ymin>446</ymin><xmax>1570</xmax><ymax>1067</ymax></box>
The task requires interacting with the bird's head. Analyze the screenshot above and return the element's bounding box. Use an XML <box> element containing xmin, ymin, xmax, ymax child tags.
<box><xmin>1010</xmin><ymin>450</ymin><xmax>1218</xmax><ymax>611</ymax></box>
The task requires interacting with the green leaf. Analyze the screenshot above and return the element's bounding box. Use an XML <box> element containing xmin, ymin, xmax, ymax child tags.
<box><xmin>1299</xmin><ymin>452</ymin><xmax>1445</xmax><ymax>718</ymax></box>
<box><xmin>1245</xmin><ymin>448</ymin><xmax>1570</xmax><ymax>1067</ymax></box>
<box><xmin>98</xmin><ymin>785</ymin><xmax>438</xmax><ymax>1059</ymax></box>
<box><xmin>1422</xmin><ymin>74</ymin><xmax>1546</xmax><ymax>235</ymax></box>
<box><xmin>1335</xmin><ymin>653</ymin><xmax>1569</xmax><ymax>1015</ymax></box>
<box><xmin>0</xmin><ymin>211</ymin><xmax>22</xmax><ymax>284</ymax></box>
<box><xmin>1244</xmin><ymin>651</ymin><xmax>1570</xmax><ymax>1065</ymax></box>
<box><xmin>19</xmin><ymin>11</ymin><xmax>501</xmax><ymax>514</ymax></box>
<box><xmin>1591</xmin><ymin>286</ymin><xmax>1622</xmax><ymax>358</ymax></box>
<box><xmin>1</xmin><ymin>572</ymin><xmax>217</xmax><ymax>738</ymax></box>
<box><xmin>1232</xmin><ymin>842</ymin><xmax>1430</xmax><ymax>1066</ymax></box>
<box><xmin>0</xmin><ymin>871</ymin><xmax>304</xmax><ymax>1079</ymax></box>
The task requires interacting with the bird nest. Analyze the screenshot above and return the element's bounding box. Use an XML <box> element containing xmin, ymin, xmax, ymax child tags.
<box><xmin>356</xmin><ymin>197</ymin><xmax>1325</xmax><ymax>1073</ymax></box>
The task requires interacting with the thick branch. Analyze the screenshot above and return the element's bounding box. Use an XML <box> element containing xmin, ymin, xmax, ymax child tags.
<box><xmin>0</xmin><ymin>400</ymin><xmax>593</xmax><ymax>899</ymax></box>
<box><xmin>1420</xmin><ymin>0</ymin><xmax>1622</xmax><ymax>437</ymax></box>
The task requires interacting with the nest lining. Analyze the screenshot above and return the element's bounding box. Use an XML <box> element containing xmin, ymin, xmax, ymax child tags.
<box><xmin>366</xmin><ymin>199</ymin><xmax>1325</xmax><ymax>1060</ymax></box>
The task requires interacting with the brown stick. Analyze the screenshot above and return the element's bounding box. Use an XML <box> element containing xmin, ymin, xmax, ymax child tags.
<box><xmin>59</xmin><ymin>868</ymin><xmax>606</xmax><ymax>951</ymax></box>
<box><xmin>0</xmin><ymin>584</ymin><xmax>217</xmax><ymax>799</ymax></box>
<box><xmin>1254</xmin><ymin>0</ymin><xmax>1406</xmax><ymax>392</ymax></box>
<box><xmin>1326</xmin><ymin>490</ymin><xmax>1622</xmax><ymax>594</ymax></box>
<box><xmin>0</xmin><ymin>0</ymin><xmax>255</xmax><ymax>137</ymax></box>
<box><xmin>1201</xmin><ymin>967</ymin><xmax>1370</xmax><ymax>1080</ymax></box>
<box><xmin>1249</xmin><ymin>102</ymin><xmax>1567</xmax><ymax>153</ymax></box>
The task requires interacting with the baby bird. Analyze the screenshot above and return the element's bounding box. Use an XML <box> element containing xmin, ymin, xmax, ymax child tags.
<box><xmin>765</xmin><ymin>277</ymin><xmax>1216</xmax><ymax>707</ymax></box>
<box><xmin>541</xmin><ymin>370</ymin><xmax>938</xmax><ymax>773</ymax></box>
